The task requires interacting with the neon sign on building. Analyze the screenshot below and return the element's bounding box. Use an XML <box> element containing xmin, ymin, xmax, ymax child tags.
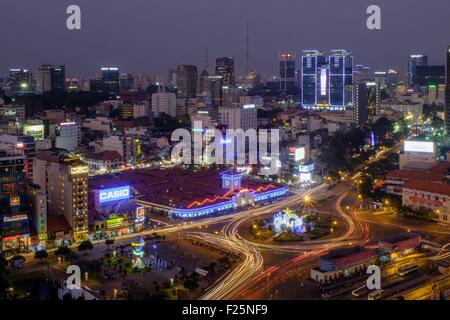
<box><xmin>98</xmin><ymin>186</ymin><xmax>130</xmax><ymax>204</ymax></box>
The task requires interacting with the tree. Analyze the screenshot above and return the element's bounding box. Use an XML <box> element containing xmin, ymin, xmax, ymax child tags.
<box><xmin>55</xmin><ymin>246</ymin><xmax>72</xmax><ymax>258</ymax></box>
<box><xmin>78</xmin><ymin>240</ymin><xmax>94</xmax><ymax>254</ymax></box>
<box><xmin>105</xmin><ymin>239</ymin><xmax>115</xmax><ymax>249</ymax></box>
<box><xmin>34</xmin><ymin>249</ymin><xmax>48</xmax><ymax>262</ymax></box>
<box><xmin>0</xmin><ymin>254</ymin><xmax>9</xmax><ymax>299</ymax></box>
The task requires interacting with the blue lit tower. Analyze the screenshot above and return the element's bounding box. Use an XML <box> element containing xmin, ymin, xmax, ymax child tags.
<box><xmin>329</xmin><ymin>50</ymin><xmax>353</xmax><ymax>111</ymax></box>
<box><xmin>302</xmin><ymin>50</ymin><xmax>326</xmax><ymax>109</ymax></box>
<box><xmin>220</xmin><ymin>170</ymin><xmax>242</xmax><ymax>191</ymax></box>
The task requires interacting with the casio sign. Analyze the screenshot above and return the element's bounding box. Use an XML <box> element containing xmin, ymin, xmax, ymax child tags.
<box><xmin>99</xmin><ymin>186</ymin><xmax>130</xmax><ymax>203</ymax></box>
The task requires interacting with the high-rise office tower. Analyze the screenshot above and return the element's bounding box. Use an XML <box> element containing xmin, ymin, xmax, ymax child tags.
<box><xmin>36</xmin><ymin>64</ymin><xmax>65</xmax><ymax>93</ymax></box>
<box><xmin>445</xmin><ymin>47</ymin><xmax>450</xmax><ymax>133</ymax></box>
<box><xmin>302</xmin><ymin>50</ymin><xmax>353</xmax><ymax>111</ymax></box>
<box><xmin>279</xmin><ymin>52</ymin><xmax>296</xmax><ymax>91</ymax></box>
<box><xmin>329</xmin><ymin>50</ymin><xmax>353</xmax><ymax>110</ymax></box>
<box><xmin>176</xmin><ymin>65</ymin><xmax>198</xmax><ymax>98</ymax></box>
<box><xmin>302</xmin><ymin>50</ymin><xmax>326</xmax><ymax>108</ymax></box>
<box><xmin>215</xmin><ymin>57</ymin><xmax>235</xmax><ymax>86</ymax></box>
<box><xmin>33</xmin><ymin>150</ymin><xmax>89</xmax><ymax>242</ymax></box>
<box><xmin>8</xmin><ymin>68</ymin><xmax>32</xmax><ymax>93</ymax></box>
<box><xmin>408</xmin><ymin>54</ymin><xmax>428</xmax><ymax>87</ymax></box>
<box><xmin>101</xmin><ymin>67</ymin><xmax>120</xmax><ymax>97</ymax></box>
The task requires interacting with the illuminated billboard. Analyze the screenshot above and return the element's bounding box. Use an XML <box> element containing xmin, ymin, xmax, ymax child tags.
<box><xmin>135</xmin><ymin>206</ymin><xmax>145</xmax><ymax>222</ymax></box>
<box><xmin>295</xmin><ymin>147</ymin><xmax>305</xmax><ymax>162</ymax></box>
<box><xmin>404</xmin><ymin>141</ymin><xmax>434</xmax><ymax>153</ymax></box>
<box><xmin>320</xmin><ymin>68</ymin><xmax>327</xmax><ymax>96</ymax></box>
<box><xmin>70</xmin><ymin>166</ymin><xmax>89</xmax><ymax>175</ymax></box>
<box><xmin>299</xmin><ymin>163</ymin><xmax>314</xmax><ymax>173</ymax></box>
<box><xmin>23</xmin><ymin>124</ymin><xmax>45</xmax><ymax>140</ymax></box>
<box><xmin>99</xmin><ymin>186</ymin><xmax>130</xmax><ymax>204</ymax></box>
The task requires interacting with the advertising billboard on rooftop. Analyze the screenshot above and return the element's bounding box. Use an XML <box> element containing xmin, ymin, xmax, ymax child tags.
<box><xmin>404</xmin><ymin>141</ymin><xmax>434</xmax><ymax>153</ymax></box>
<box><xmin>99</xmin><ymin>186</ymin><xmax>130</xmax><ymax>204</ymax></box>
<box><xmin>23</xmin><ymin>124</ymin><xmax>45</xmax><ymax>140</ymax></box>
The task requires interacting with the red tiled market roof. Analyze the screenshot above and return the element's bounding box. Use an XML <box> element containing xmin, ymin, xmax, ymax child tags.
<box><xmin>403</xmin><ymin>180</ymin><xmax>450</xmax><ymax>197</ymax></box>
<box><xmin>386</xmin><ymin>170</ymin><xmax>443</xmax><ymax>182</ymax></box>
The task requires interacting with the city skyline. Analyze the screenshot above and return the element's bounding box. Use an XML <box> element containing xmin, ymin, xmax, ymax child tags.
<box><xmin>1</xmin><ymin>0</ymin><xmax>450</xmax><ymax>77</ymax></box>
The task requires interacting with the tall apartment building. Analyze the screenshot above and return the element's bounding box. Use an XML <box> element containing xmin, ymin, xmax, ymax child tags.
<box><xmin>152</xmin><ymin>88</ymin><xmax>177</xmax><ymax>117</ymax></box>
<box><xmin>33</xmin><ymin>151</ymin><xmax>89</xmax><ymax>242</ymax></box>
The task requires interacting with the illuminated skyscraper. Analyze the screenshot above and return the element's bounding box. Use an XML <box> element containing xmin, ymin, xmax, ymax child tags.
<box><xmin>301</xmin><ymin>50</ymin><xmax>326</xmax><ymax>108</ymax></box>
<box><xmin>302</xmin><ymin>50</ymin><xmax>353</xmax><ymax>111</ymax></box>
<box><xmin>329</xmin><ymin>50</ymin><xmax>353</xmax><ymax>110</ymax></box>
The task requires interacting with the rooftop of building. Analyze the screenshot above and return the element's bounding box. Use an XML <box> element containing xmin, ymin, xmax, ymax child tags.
<box><xmin>89</xmin><ymin>168</ymin><xmax>283</xmax><ymax>210</ymax></box>
<box><xmin>385</xmin><ymin>170</ymin><xmax>443</xmax><ymax>182</ymax></box>
<box><xmin>47</xmin><ymin>215</ymin><xmax>71</xmax><ymax>234</ymax></box>
<box><xmin>320</xmin><ymin>246</ymin><xmax>369</xmax><ymax>260</ymax></box>
<box><xmin>35</xmin><ymin>149</ymin><xmax>85</xmax><ymax>166</ymax></box>
<box><xmin>429</xmin><ymin>162</ymin><xmax>450</xmax><ymax>174</ymax></box>
<box><xmin>85</xmin><ymin>151</ymin><xmax>122</xmax><ymax>162</ymax></box>
<box><xmin>379</xmin><ymin>232</ymin><xmax>420</xmax><ymax>245</ymax></box>
<box><xmin>403</xmin><ymin>180</ymin><xmax>450</xmax><ymax>196</ymax></box>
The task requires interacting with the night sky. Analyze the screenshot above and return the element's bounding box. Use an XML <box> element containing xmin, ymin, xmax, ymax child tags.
<box><xmin>1</xmin><ymin>0</ymin><xmax>450</xmax><ymax>78</ymax></box>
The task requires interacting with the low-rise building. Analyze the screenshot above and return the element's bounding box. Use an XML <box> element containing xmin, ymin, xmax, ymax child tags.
<box><xmin>378</xmin><ymin>232</ymin><xmax>421</xmax><ymax>256</ymax></box>
<box><xmin>310</xmin><ymin>246</ymin><xmax>374</xmax><ymax>284</ymax></box>
<box><xmin>385</xmin><ymin>170</ymin><xmax>444</xmax><ymax>195</ymax></box>
<box><xmin>402</xmin><ymin>180</ymin><xmax>450</xmax><ymax>223</ymax></box>
<box><xmin>83</xmin><ymin>151</ymin><xmax>124</xmax><ymax>175</ymax></box>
